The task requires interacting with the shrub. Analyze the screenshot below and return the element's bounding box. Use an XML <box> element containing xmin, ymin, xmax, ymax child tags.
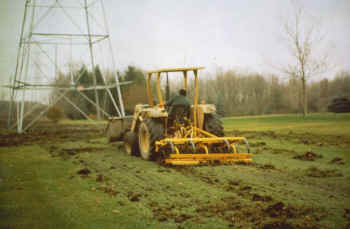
<box><xmin>88</xmin><ymin>113</ymin><xmax>96</xmax><ymax>120</ymax></box>
<box><xmin>47</xmin><ymin>105</ymin><xmax>64</xmax><ymax>123</ymax></box>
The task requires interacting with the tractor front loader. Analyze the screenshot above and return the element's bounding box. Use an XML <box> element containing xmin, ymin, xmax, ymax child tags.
<box><xmin>112</xmin><ymin>67</ymin><xmax>252</xmax><ymax>165</ymax></box>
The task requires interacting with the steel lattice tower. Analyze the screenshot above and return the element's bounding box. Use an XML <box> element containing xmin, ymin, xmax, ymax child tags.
<box><xmin>8</xmin><ymin>0</ymin><xmax>126</xmax><ymax>133</ymax></box>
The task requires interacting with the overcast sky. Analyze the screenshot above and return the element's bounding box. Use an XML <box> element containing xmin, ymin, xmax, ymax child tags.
<box><xmin>0</xmin><ymin>0</ymin><xmax>349</xmax><ymax>86</ymax></box>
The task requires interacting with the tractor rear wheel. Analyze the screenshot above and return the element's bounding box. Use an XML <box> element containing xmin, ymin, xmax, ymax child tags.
<box><xmin>204</xmin><ymin>114</ymin><xmax>224</xmax><ymax>137</ymax></box>
<box><xmin>123</xmin><ymin>131</ymin><xmax>139</xmax><ymax>156</ymax></box>
<box><xmin>138</xmin><ymin>118</ymin><xmax>164</xmax><ymax>160</ymax></box>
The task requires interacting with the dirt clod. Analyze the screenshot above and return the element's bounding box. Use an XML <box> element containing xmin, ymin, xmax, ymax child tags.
<box><xmin>157</xmin><ymin>215</ymin><xmax>168</xmax><ymax>222</ymax></box>
<box><xmin>240</xmin><ymin>185</ymin><xmax>252</xmax><ymax>191</ymax></box>
<box><xmin>228</xmin><ymin>180</ymin><xmax>240</xmax><ymax>186</ymax></box>
<box><xmin>293</xmin><ymin>151</ymin><xmax>322</xmax><ymax>161</ymax></box>
<box><xmin>127</xmin><ymin>192</ymin><xmax>141</xmax><ymax>202</ymax></box>
<box><xmin>192</xmin><ymin>217</ymin><xmax>204</xmax><ymax>224</ymax></box>
<box><xmin>330</xmin><ymin>157</ymin><xmax>345</xmax><ymax>165</ymax></box>
<box><xmin>96</xmin><ymin>174</ymin><xmax>104</xmax><ymax>182</ymax></box>
<box><xmin>175</xmin><ymin>214</ymin><xmax>192</xmax><ymax>223</ymax></box>
<box><xmin>344</xmin><ymin>209</ymin><xmax>350</xmax><ymax>221</ymax></box>
<box><xmin>77</xmin><ymin>168</ymin><xmax>90</xmax><ymax>175</ymax></box>
<box><xmin>200</xmin><ymin>176</ymin><xmax>216</xmax><ymax>184</ymax></box>
<box><xmin>252</xmin><ymin>194</ymin><xmax>273</xmax><ymax>202</ymax></box>
<box><xmin>265</xmin><ymin>202</ymin><xmax>295</xmax><ymax>218</ymax></box>
<box><xmin>260</xmin><ymin>164</ymin><xmax>275</xmax><ymax>170</ymax></box>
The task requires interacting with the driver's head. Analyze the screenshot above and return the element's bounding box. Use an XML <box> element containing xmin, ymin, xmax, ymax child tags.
<box><xmin>179</xmin><ymin>89</ymin><xmax>186</xmax><ymax>96</ymax></box>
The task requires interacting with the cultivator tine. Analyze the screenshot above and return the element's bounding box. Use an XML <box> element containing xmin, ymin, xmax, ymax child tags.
<box><xmin>243</xmin><ymin>138</ymin><xmax>250</xmax><ymax>154</ymax></box>
<box><xmin>232</xmin><ymin>144</ymin><xmax>238</xmax><ymax>154</ymax></box>
<box><xmin>190</xmin><ymin>139</ymin><xmax>196</xmax><ymax>153</ymax></box>
<box><xmin>169</xmin><ymin>141</ymin><xmax>175</xmax><ymax>154</ymax></box>
<box><xmin>224</xmin><ymin>139</ymin><xmax>231</xmax><ymax>152</ymax></box>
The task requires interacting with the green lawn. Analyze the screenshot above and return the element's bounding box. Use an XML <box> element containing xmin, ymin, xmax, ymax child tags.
<box><xmin>1</xmin><ymin>113</ymin><xmax>349</xmax><ymax>229</ymax></box>
<box><xmin>222</xmin><ymin>113</ymin><xmax>350</xmax><ymax>136</ymax></box>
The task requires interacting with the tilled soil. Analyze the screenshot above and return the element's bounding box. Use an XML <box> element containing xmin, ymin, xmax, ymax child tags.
<box><xmin>139</xmin><ymin>164</ymin><xmax>331</xmax><ymax>228</ymax></box>
<box><xmin>1</xmin><ymin>123</ymin><xmax>348</xmax><ymax>229</ymax></box>
<box><xmin>0</xmin><ymin>123</ymin><xmax>105</xmax><ymax>146</ymax></box>
<box><xmin>227</xmin><ymin>130</ymin><xmax>350</xmax><ymax>148</ymax></box>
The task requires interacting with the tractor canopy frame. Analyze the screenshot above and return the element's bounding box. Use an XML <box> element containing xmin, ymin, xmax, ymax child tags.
<box><xmin>145</xmin><ymin>66</ymin><xmax>205</xmax><ymax>130</ymax></box>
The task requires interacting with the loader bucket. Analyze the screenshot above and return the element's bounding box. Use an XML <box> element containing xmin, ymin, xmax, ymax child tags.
<box><xmin>155</xmin><ymin>130</ymin><xmax>252</xmax><ymax>165</ymax></box>
<box><xmin>105</xmin><ymin>116</ymin><xmax>133</xmax><ymax>142</ymax></box>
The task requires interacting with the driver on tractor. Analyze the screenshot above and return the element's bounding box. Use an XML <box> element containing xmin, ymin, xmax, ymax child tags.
<box><xmin>166</xmin><ymin>89</ymin><xmax>191</xmax><ymax>124</ymax></box>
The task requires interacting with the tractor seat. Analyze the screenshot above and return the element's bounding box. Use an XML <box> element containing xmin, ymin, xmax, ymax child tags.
<box><xmin>168</xmin><ymin>104</ymin><xmax>190</xmax><ymax>124</ymax></box>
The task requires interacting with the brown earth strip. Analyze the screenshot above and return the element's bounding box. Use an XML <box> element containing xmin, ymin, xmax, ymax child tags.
<box><xmin>293</xmin><ymin>151</ymin><xmax>323</xmax><ymax>161</ymax></box>
<box><xmin>227</xmin><ymin>130</ymin><xmax>350</xmax><ymax>148</ymax></box>
<box><xmin>305</xmin><ymin>167</ymin><xmax>343</xmax><ymax>178</ymax></box>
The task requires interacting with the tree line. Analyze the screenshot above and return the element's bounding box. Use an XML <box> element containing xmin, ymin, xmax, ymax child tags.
<box><xmin>51</xmin><ymin>64</ymin><xmax>350</xmax><ymax>119</ymax></box>
<box><xmin>193</xmin><ymin>70</ymin><xmax>350</xmax><ymax>117</ymax></box>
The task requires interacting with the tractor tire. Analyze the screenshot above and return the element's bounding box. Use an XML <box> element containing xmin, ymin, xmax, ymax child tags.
<box><xmin>204</xmin><ymin>114</ymin><xmax>224</xmax><ymax>137</ymax></box>
<box><xmin>138</xmin><ymin>118</ymin><xmax>164</xmax><ymax>161</ymax></box>
<box><xmin>123</xmin><ymin>131</ymin><xmax>139</xmax><ymax>156</ymax></box>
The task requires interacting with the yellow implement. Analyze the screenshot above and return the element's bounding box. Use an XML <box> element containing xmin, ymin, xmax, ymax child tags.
<box><xmin>155</xmin><ymin>126</ymin><xmax>252</xmax><ymax>165</ymax></box>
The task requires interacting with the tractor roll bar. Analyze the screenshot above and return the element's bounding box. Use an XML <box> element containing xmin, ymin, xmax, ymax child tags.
<box><xmin>145</xmin><ymin>66</ymin><xmax>204</xmax><ymax>107</ymax></box>
<box><xmin>145</xmin><ymin>66</ymin><xmax>204</xmax><ymax>131</ymax></box>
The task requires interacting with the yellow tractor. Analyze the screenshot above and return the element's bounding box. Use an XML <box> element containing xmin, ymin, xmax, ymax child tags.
<box><xmin>110</xmin><ymin>66</ymin><xmax>252</xmax><ymax>165</ymax></box>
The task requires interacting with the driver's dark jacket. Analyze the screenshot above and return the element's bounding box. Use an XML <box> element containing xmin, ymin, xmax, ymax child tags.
<box><xmin>166</xmin><ymin>95</ymin><xmax>190</xmax><ymax>107</ymax></box>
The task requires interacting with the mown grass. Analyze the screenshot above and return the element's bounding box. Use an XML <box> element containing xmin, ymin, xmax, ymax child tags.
<box><xmin>222</xmin><ymin>112</ymin><xmax>350</xmax><ymax>136</ymax></box>
<box><xmin>1</xmin><ymin>113</ymin><xmax>349</xmax><ymax>228</ymax></box>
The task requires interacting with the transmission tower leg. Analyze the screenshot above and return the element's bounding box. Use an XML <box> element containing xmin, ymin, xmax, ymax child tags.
<box><xmin>100</xmin><ymin>0</ymin><xmax>125</xmax><ymax>117</ymax></box>
<box><xmin>18</xmin><ymin>0</ymin><xmax>36</xmax><ymax>133</ymax></box>
<box><xmin>8</xmin><ymin>0</ymin><xmax>30</xmax><ymax>129</ymax></box>
<box><xmin>84</xmin><ymin>0</ymin><xmax>101</xmax><ymax>120</ymax></box>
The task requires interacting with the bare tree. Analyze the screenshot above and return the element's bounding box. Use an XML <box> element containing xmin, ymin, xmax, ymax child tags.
<box><xmin>281</xmin><ymin>1</ymin><xmax>329</xmax><ymax>116</ymax></box>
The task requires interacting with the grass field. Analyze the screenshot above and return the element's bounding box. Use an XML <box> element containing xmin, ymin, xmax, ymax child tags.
<box><xmin>1</xmin><ymin>113</ymin><xmax>349</xmax><ymax>229</ymax></box>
